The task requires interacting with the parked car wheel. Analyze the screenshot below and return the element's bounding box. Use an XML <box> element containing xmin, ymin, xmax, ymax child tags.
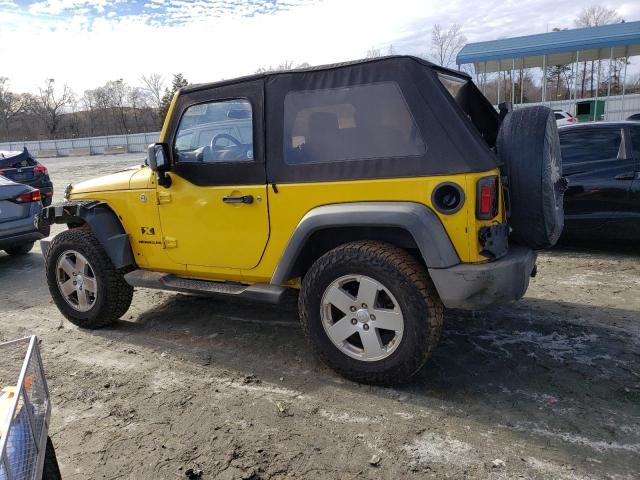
<box><xmin>4</xmin><ymin>242</ymin><xmax>34</xmax><ymax>256</ymax></box>
<box><xmin>41</xmin><ymin>436</ymin><xmax>62</xmax><ymax>480</ymax></box>
<box><xmin>299</xmin><ymin>241</ymin><xmax>443</xmax><ymax>385</ymax></box>
<box><xmin>45</xmin><ymin>229</ymin><xmax>133</xmax><ymax>329</ymax></box>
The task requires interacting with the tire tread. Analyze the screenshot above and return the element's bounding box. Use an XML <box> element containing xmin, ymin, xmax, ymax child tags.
<box><xmin>299</xmin><ymin>240</ymin><xmax>443</xmax><ymax>385</ymax></box>
<box><xmin>45</xmin><ymin>229</ymin><xmax>133</xmax><ymax>329</ymax></box>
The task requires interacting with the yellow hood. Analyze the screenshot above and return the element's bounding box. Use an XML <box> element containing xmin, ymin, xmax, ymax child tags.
<box><xmin>70</xmin><ymin>166</ymin><xmax>152</xmax><ymax>195</ymax></box>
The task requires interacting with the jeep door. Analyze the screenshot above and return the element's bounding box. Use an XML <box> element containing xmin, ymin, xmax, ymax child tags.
<box><xmin>560</xmin><ymin>125</ymin><xmax>634</xmax><ymax>232</ymax></box>
<box><xmin>156</xmin><ymin>80</ymin><xmax>269</xmax><ymax>271</ymax></box>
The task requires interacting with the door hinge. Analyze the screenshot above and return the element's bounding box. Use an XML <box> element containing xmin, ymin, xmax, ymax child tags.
<box><xmin>157</xmin><ymin>191</ymin><xmax>172</xmax><ymax>204</ymax></box>
<box><xmin>163</xmin><ymin>237</ymin><xmax>178</xmax><ymax>249</ymax></box>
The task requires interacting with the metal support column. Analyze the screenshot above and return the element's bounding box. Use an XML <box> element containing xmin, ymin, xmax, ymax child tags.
<box><xmin>511</xmin><ymin>59</ymin><xmax>516</xmax><ymax>104</ymax></box>
<box><xmin>620</xmin><ymin>46</ymin><xmax>629</xmax><ymax>119</ymax></box>
<box><xmin>593</xmin><ymin>49</ymin><xmax>602</xmax><ymax>121</ymax></box>
<box><xmin>520</xmin><ymin>58</ymin><xmax>524</xmax><ymax>105</ymax></box>
<box><xmin>572</xmin><ymin>50</ymin><xmax>580</xmax><ymax>117</ymax></box>
<box><xmin>483</xmin><ymin>62</ymin><xmax>487</xmax><ymax>95</ymax></box>
<box><xmin>542</xmin><ymin>55</ymin><xmax>547</xmax><ymax>103</ymax></box>
<box><xmin>605</xmin><ymin>47</ymin><xmax>613</xmax><ymax>120</ymax></box>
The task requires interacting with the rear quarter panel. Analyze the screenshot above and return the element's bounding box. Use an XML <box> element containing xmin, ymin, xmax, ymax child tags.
<box><xmin>242</xmin><ymin>169</ymin><xmax>504</xmax><ymax>283</ymax></box>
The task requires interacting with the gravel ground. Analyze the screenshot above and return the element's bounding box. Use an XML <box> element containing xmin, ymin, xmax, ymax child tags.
<box><xmin>0</xmin><ymin>154</ymin><xmax>638</xmax><ymax>480</ymax></box>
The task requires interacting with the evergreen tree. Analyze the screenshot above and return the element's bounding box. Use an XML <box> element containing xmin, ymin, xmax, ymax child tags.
<box><xmin>159</xmin><ymin>74</ymin><xmax>189</xmax><ymax>125</ymax></box>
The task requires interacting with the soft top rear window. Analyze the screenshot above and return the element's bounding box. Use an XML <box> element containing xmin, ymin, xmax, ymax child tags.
<box><xmin>436</xmin><ymin>72</ymin><xmax>499</xmax><ymax>149</ymax></box>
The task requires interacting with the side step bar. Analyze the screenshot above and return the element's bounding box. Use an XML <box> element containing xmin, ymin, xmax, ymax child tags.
<box><xmin>124</xmin><ymin>270</ymin><xmax>287</xmax><ymax>304</ymax></box>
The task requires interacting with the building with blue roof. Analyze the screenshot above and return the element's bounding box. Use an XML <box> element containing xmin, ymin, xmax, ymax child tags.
<box><xmin>456</xmin><ymin>21</ymin><xmax>640</xmax><ymax>119</ymax></box>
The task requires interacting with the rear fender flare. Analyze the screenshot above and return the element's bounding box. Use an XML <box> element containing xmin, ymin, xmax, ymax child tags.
<box><xmin>40</xmin><ymin>200</ymin><xmax>135</xmax><ymax>269</ymax></box>
<box><xmin>271</xmin><ymin>202</ymin><xmax>460</xmax><ymax>284</ymax></box>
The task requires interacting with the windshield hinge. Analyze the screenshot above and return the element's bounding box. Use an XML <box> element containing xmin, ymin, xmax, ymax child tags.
<box><xmin>157</xmin><ymin>191</ymin><xmax>171</xmax><ymax>204</ymax></box>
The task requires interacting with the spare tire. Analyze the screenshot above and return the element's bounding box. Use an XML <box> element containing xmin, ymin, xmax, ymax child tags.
<box><xmin>497</xmin><ymin>106</ymin><xmax>566</xmax><ymax>249</ymax></box>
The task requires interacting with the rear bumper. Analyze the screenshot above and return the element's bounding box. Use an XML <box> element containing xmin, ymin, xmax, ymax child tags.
<box><xmin>0</xmin><ymin>230</ymin><xmax>44</xmax><ymax>250</ymax></box>
<box><xmin>0</xmin><ymin>203</ymin><xmax>48</xmax><ymax>249</ymax></box>
<box><xmin>429</xmin><ymin>246</ymin><xmax>537</xmax><ymax>310</ymax></box>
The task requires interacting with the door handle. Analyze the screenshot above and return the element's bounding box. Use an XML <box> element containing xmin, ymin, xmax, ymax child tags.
<box><xmin>614</xmin><ymin>172</ymin><xmax>636</xmax><ymax>180</ymax></box>
<box><xmin>223</xmin><ymin>194</ymin><xmax>253</xmax><ymax>204</ymax></box>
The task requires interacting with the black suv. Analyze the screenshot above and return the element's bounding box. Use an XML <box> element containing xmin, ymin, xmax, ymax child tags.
<box><xmin>0</xmin><ymin>148</ymin><xmax>54</xmax><ymax>206</ymax></box>
<box><xmin>559</xmin><ymin>121</ymin><xmax>640</xmax><ymax>239</ymax></box>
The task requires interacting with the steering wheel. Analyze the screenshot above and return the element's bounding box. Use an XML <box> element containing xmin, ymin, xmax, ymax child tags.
<box><xmin>210</xmin><ymin>133</ymin><xmax>242</xmax><ymax>152</ymax></box>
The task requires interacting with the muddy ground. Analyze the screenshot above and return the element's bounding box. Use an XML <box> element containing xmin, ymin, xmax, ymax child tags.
<box><xmin>1</xmin><ymin>154</ymin><xmax>638</xmax><ymax>479</ymax></box>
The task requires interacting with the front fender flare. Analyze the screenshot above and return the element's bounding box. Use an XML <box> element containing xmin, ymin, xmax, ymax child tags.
<box><xmin>40</xmin><ymin>200</ymin><xmax>135</xmax><ymax>269</ymax></box>
<box><xmin>271</xmin><ymin>202</ymin><xmax>460</xmax><ymax>284</ymax></box>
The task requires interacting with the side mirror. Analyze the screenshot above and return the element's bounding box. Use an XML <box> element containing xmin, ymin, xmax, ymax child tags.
<box><xmin>147</xmin><ymin>143</ymin><xmax>172</xmax><ymax>187</ymax></box>
<box><xmin>147</xmin><ymin>143</ymin><xmax>169</xmax><ymax>172</ymax></box>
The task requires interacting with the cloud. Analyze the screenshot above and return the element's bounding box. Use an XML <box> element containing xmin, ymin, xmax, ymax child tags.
<box><xmin>1</xmin><ymin>0</ymin><xmax>639</xmax><ymax>94</ymax></box>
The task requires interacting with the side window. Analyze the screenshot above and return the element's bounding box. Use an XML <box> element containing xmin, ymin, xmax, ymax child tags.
<box><xmin>631</xmin><ymin>127</ymin><xmax>640</xmax><ymax>158</ymax></box>
<box><xmin>174</xmin><ymin>99</ymin><xmax>253</xmax><ymax>163</ymax></box>
<box><xmin>560</xmin><ymin>128</ymin><xmax>622</xmax><ymax>165</ymax></box>
<box><xmin>283</xmin><ymin>82</ymin><xmax>426</xmax><ymax>165</ymax></box>
<box><xmin>554</xmin><ymin>113</ymin><xmax>563</xmax><ymax>120</ymax></box>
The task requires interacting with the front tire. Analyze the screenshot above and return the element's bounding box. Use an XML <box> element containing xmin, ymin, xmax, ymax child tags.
<box><xmin>299</xmin><ymin>241</ymin><xmax>443</xmax><ymax>385</ymax></box>
<box><xmin>45</xmin><ymin>229</ymin><xmax>133</xmax><ymax>329</ymax></box>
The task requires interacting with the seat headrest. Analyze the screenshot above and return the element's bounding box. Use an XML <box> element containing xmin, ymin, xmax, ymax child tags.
<box><xmin>308</xmin><ymin>112</ymin><xmax>339</xmax><ymax>141</ymax></box>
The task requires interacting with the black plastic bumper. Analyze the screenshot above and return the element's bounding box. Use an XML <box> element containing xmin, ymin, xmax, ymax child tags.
<box><xmin>0</xmin><ymin>230</ymin><xmax>45</xmax><ymax>250</ymax></box>
<box><xmin>428</xmin><ymin>246</ymin><xmax>537</xmax><ymax>310</ymax></box>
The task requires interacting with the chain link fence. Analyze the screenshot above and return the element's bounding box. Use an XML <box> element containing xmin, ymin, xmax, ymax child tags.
<box><xmin>0</xmin><ymin>336</ymin><xmax>51</xmax><ymax>480</ymax></box>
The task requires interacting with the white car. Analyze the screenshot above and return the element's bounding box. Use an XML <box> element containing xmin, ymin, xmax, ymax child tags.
<box><xmin>554</xmin><ymin>110</ymin><xmax>576</xmax><ymax>126</ymax></box>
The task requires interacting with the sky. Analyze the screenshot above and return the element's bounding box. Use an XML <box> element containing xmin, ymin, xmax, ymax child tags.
<box><xmin>1</xmin><ymin>0</ymin><xmax>639</xmax><ymax>94</ymax></box>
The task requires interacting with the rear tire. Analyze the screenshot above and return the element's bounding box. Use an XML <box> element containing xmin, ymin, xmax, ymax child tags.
<box><xmin>299</xmin><ymin>241</ymin><xmax>443</xmax><ymax>385</ymax></box>
<box><xmin>45</xmin><ymin>229</ymin><xmax>133</xmax><ymax>329</ymax></box>
<box><xmin>497</xmin><ymin>106</ymin><xmax>566</xmax><ymax>249</ymax></box>
<box><xmin>4</xmin><ymin>242</ymin><xmax>34</xmax><ymax>256</ymax></box>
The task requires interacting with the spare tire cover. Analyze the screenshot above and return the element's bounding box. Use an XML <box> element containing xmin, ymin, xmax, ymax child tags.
<box><xmin>497</xmin><ymin>106</ymin><xmax>565</xmax><ymax>249</ymax></box>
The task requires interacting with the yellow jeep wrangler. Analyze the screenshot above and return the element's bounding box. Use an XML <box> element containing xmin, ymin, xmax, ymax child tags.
<box><xmin>40</xmin><ymin>56</ymin><xmax>564</xmax><ymax>384</ymax></box>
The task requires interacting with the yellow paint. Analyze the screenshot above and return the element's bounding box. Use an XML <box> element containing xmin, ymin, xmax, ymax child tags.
<box><xmin>159</xmin><ymin>92</ymin><xmax>180</xmax><ymax>142</ymax></box>
<box><xmin>69</xmin><ymin>165</ymin><xmax>503</xmax><ymax>285</ymax></box>
<box><xmin>155</xmin><ymin>174</ymin><xmax>270</xmax><ymax>272</ymax></box>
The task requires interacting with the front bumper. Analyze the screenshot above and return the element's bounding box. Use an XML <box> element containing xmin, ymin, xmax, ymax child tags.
<box><xmin>429</xmin><ymin>246</ymin><xmax>537</xmax><ymax>310</ymax></box>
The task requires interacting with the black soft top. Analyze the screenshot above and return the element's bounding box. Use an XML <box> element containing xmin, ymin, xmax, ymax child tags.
<box><xmin>183</xmin><ymin>55</ymin><xmax>471</xmax><ymax>93</ymax></box>
<box><xmin>170</xmin><ymin>56</ymin><xmax>500</xmax><ymax>183</ymax></box>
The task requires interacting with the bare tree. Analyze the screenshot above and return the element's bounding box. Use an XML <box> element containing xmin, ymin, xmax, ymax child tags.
<box><xmin>429</xmin><ymin>24</ymin><xmax>467</xmax><ymax>68</ymax></box>
<box><xmin>104</xmin><ymin>79</ymin><xmax>129</xmax><ymax>133</ymax></box>
<box><xmin>140</xmin><ymin>73</ymin><xmax>165</xmax><ymax>111</ymax></box>
<box><xmin>255</xmin><ymin>60</ymin><xmax>308</xmax><ymax>74</ymax></box>
<box><xmin>81</xmin><ymin>89</ymin><xmax>99</xmax><ymax>136</ymax></box>
<box><xmin>575</xmin><ymin>6</ymin><xmax>622</xmax><ymax>97</ymax></box>
<box><xmin>127</xmin><ymin>86</ymin><xmax>148</xmax><ymax>130</ymax></box>
<box><xmin>0</xmin><ymin>78</ymin><xmax>25</xmax><ymax>141</ymax></box>
<box><xmin>366</xmin><ymin>46</ymin><xmax>382</xmax><ymax>59</ymax></box>
<box><xmin>33</xmin><ymin>79</ymin><xmax>74</xmax><ymax>138</ymax></box>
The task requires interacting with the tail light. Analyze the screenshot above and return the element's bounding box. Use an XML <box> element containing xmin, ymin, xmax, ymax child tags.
<box><xmin>33</xmin><ymin>165</ymin><xmax>48</xmax><ymax>175</ymax></box>
<box><xmin>13</xmin><ymin>189</ymin><xmax>41</xmax><ymax>203</ymax></box>
<box><xmin>476</xmin><ymin>176</ymin><xmax>499</xmax><ymax>220</ymax></box>
<box><xmin>567</xmin><ymin>117</ymin><xmax>575</xmax><ymax>123</ymax></box>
